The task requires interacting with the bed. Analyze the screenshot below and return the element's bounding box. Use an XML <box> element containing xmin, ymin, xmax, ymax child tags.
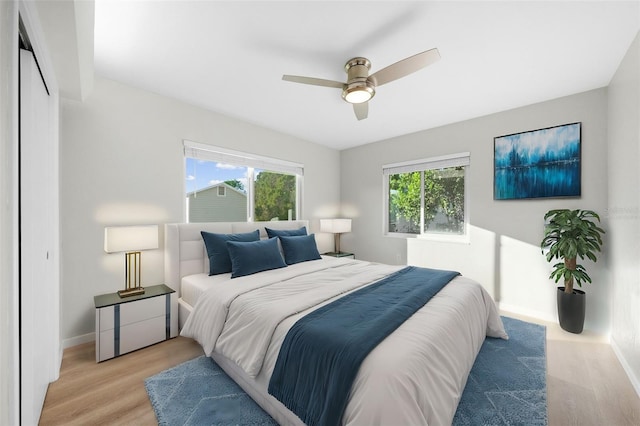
<box><xmin>164</xmin><ymin>221</ymin><xmax>507</xmax><ymax>426</ymax></box>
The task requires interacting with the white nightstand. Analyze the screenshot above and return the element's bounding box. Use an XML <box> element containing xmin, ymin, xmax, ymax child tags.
<box><xmin>94</xmin><ymin>284</ymin><xmax>178</xmax><ymax>362</ymax></box>
<box><xmin>323</xmin><ymin>251</ymin><xmax>355</xmax><ymax>259</ymax></box>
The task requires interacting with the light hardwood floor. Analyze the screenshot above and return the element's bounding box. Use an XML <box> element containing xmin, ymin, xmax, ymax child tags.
<box><xmin>505</xmin><ymin>311</ymin><xmax>640</xmax><ymax>426</ymax></box>
<box><xmin>39</xmin><ymin>336</ymin><xmax>203</xmax><ymax>425</ymax></box>
<box><xmin>39</xmin><ymin>316</ymin><xmax>640</xmax><ymax>426</ymax></box>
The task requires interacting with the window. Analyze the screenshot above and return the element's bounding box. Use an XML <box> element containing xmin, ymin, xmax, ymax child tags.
<box><xmin>383</xmin><ymin>152</ymin><xmax>469</xmax><ymax>239</ymax></box>
<box><xmin>184</xmin><ymin>140</ymin><xmax>303</xmax><ymax>223</ymax></box>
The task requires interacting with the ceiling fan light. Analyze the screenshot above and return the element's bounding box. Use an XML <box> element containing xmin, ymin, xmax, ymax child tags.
<box><xmin>342</xmin><ymin>84</ymin><xmax>375</xmax><ymax>104</ymax></box>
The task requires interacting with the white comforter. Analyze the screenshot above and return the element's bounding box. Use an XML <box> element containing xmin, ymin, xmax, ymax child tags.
<box><xmin>181</xmin><ymin>257</ymin><xmax>507</xmax><ymax>425</ymax></box>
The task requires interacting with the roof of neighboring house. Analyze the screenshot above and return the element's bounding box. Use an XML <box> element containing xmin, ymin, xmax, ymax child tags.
<box><xmin>186</xmin><ymin>182</ymin><xmax>247</xmax><ymax>197</ymax></box>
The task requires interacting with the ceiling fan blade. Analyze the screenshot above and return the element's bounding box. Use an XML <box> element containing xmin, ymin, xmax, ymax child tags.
<box><xmin>353</xmin><ymin>102</ymin><xmax>368</xmax><ymax>121</ymax></box>
<box><xmin>282</xmin><ymin>75</ymin><xmax>344</xmax><ymax>89</ymax></box>
<box><xmin>369</xmin><ymin>48</ymin><xmax>440</xmax><ymax>87</ymax></box>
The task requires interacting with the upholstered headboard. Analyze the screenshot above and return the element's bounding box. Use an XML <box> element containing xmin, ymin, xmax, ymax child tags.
<box><xmin>164</xmin><ymin>220</ymin><xmax>309</xmax><ymax>298</ymax></box>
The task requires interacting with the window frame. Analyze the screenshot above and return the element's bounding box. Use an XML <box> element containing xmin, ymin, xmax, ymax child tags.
<box><xmin>183</xmin><ymin>140</ymin><xmax>304</xmax><ymax>223</ymax></box>
<box><xmin>382</xmin><ymin>152</ymin><xmax>470</xmax><ymax>243</ymax></box>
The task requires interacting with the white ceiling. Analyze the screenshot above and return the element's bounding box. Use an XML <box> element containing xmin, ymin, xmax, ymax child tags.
<box><xmin>93</xmin><ymin>1</ymin><xmax>640</xmax><ymax>150</ymax></box>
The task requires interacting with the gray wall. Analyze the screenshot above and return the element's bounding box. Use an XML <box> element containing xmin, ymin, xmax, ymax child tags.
<box><xmin>608</xmin><ymin>31</ymin><xmax>640</xmax><ymax>394</ymax></box>
<box><xmin>341</xmin><ymin>88</ymin><xmax>610</xmax><ymax>333</ymax></box>
<box><xmin>60</xmin><ymin>76</ymin><xmax>340</xmax><ymax>342</ymax></box>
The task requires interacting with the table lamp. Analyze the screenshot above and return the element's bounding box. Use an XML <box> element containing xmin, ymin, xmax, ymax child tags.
<box><xmin>320</xmin><ymin>218</ymin><xmax>352</xmax><ymax>254</ymax></box>
<box><xmin>104</xmin><ymin>225</ymin><xmax>159</xmax><ymax>297</ymax></box>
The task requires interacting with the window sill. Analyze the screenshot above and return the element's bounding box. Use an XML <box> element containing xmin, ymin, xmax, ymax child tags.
<box><xmin>385</xmin><ymin>232</ymin><xmax>470</xmax><ymax>245</ymax></box>
<box><xmin>416</xmin><ymin>233</ymin><xmax>470</xmax><ymax>245</ymax></box>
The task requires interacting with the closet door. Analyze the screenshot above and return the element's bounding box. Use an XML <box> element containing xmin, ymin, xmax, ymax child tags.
<box><xmin>20</xmin><ymin>48</ymin><xmax>57</xmax><ymax>425</ymax></box>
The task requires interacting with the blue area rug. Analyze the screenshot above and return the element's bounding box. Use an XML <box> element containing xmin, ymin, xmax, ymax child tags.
<box><xmin>453</xmin><ymin>316</ymin><xmax>547</xmax><ymax>425</ymax></box>
<box><xmin>145</xmin><ymin>356</ymin><xmax>277</xmax><ymax>426</ymax></box>
<box><xmin>145</xmin><ymin>316</ymin><xmax>546</xmax><ymax>425</ymax></box>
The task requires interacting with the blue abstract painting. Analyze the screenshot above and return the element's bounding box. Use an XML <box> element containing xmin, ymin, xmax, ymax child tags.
<box><xmin>494</xmin><ymin>122</ymin><xmax>581</xmax><ymax>200</ymax></box>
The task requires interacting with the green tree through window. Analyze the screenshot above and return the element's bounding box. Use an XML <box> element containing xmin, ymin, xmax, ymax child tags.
<box><xmin>254</xmin><ymin>171</ymin><xmax>296</xmax><ymax>221</ymax></box>
<box><xmin>388</xmin><ymin>166</ymin><xmax>465</xmax><ymax>235</ymax></box>
<box><xmin>224</xmin><ymin>179</ymin><xmax>245</xmax><ymax>192</ymax></box>
<box><xmin>425</xmin><ymin>167</ymin><xmax>464</xmax><ymax>233</ymax></box>
<box><xmin>389</xmin><ymin>172</ymin><xmax>421</xmax><ymax>233</ymax></box>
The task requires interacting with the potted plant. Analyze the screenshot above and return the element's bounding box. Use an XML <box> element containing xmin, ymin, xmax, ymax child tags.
<box><xmin>540</xmin><ymin>209</ymin><xmax>605</xmax><ymax>333</ymax></box>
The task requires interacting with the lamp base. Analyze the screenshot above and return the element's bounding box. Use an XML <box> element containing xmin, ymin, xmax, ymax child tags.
<box><xmin>118</xmin><ymin>287</ymin><xmax>145</xmax><ymax>298</ymax></box>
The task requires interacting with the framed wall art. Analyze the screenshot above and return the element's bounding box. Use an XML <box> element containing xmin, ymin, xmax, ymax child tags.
<box><xmin>494</xmin><ymin>122</ymin><xmax>581</xmax><ymax>200</ymax></box>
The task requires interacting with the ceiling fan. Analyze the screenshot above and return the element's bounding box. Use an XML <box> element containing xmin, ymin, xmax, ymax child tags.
<box><xmin>282</xmin><ymin>48</ymin><xmax>440</xmax><ymax>121</ymax></box>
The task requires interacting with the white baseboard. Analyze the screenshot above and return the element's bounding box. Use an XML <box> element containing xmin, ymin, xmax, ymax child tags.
<box><xmin>611</xmin><ymin>338</ymin><xmax>640</xmax><ymax>399</ymax></box>
<box><xmin>62</xmin><ymin>332</ymin><xmax>94</xmax><ymax>349</ymax></box>
<box><xmin>53</xmin><ymin>345</ymin><xmax>63</xmax><ymax>381</ymax></box>
<box><xmin>497</xmin><ymin>302</ymin><xmax>557</xmax><ymax>323</ymax></box>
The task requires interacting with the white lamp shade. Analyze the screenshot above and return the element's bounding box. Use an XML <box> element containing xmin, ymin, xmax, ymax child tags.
<box><xmin>104</xmin><ymin>225</ymin><xmax>159</xmax><ymax>253</ymax></box>
<box><xmin>320</xmin><ymin>218</ymin><xmax>352</xmax><ymax>234</ymax></box>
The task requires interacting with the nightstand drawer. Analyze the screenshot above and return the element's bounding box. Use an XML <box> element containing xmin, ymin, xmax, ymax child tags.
<box><xmin>99</xmin><ymin>296</ymin><xmax>165</xmax><ymax>332</ymax></box>
<box><xmin>98</xmin><ymin>308</ymin><xmax>114</xmax><ymax>332</ymax></box>
<box><xmin>121</xmin><ymin>296</ymin><xmax>165</xmax><ymax>326</ymax></box>
<box><xmin>97</xmin><ymin>328</ymin><xmax>115</xmax><ymax>361</ymax></box>
<box><xmin>119</xmin><ymin>316</ymin><xmax>166</xmax><ymax>354</ymax></box>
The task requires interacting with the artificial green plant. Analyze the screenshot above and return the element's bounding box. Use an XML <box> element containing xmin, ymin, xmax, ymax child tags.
<box><xmin>540</xmin><ymin>209</ymin><xmax>605</xmax><ymax>294</ymax></box>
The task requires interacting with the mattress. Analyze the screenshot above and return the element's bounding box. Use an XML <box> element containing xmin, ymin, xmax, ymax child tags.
<box><xmin>180</xmin><ymin>272</ymin><xmax>231</xmax><ymax>307</ymax></box>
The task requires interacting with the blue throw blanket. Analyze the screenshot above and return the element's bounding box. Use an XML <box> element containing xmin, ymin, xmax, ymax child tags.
<box><xmin>268</xmin><ymin>266</ymin><xmax>460</xmax><ymax>426</ymax></box>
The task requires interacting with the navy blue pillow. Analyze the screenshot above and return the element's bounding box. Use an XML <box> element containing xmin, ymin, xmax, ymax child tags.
<box><xmin>265</xmin><ymin>226</ymin><xmax>307</xmax><ymax>239</ymax></box>
<box><xmin>201</xmin><ymin>230</ymin><xmax>260</xmax><ymax>275</ymax></box>
<box><xmin>279</xmin><ymin>234</ymin><xmax>322</xmax><ymax>265</ymax></box>
<box><xmin>227</xmin><ymin>238</ymin><xmax>287</xmax><ymax>278</ymax></box>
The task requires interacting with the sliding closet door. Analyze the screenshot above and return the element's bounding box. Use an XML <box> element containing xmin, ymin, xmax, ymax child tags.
<box><xmin>20</xmin><ymin>48</ymin><xmax>58</xmax><ymax>425</ymax></box>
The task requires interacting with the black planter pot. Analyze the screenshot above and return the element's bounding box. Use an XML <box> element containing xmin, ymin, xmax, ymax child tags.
<box><xmin>557</xmin><ymin>287</ymin><xmax>586</xmax><ymax>334</ymax></box>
